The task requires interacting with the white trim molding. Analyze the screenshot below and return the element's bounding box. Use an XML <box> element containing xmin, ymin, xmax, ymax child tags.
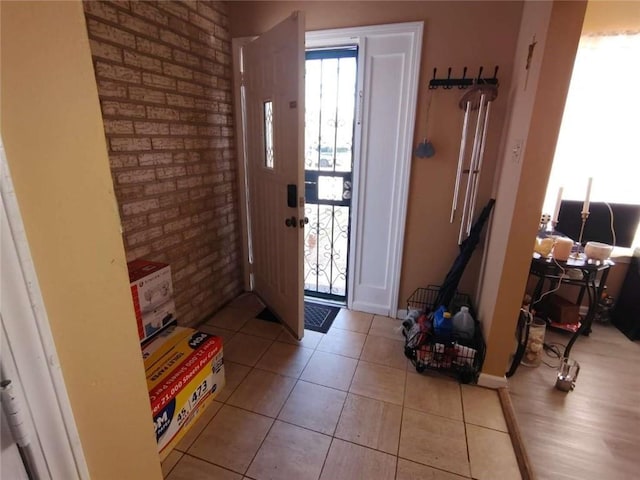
<box><xmin>1</xmin><ymin>138</ymin><xmax>89</xmax><ymax>479</ymax></box>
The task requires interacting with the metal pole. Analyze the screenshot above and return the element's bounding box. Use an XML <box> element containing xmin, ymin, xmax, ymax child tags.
<box><xmin>459</xmin><ymin>94</ymin><xmax>486</xmax><ymax>244</ymax></box>
<box><xmin>450</xmin><ymin>101</ymin><xmax>471</xmax><ymax>223</ymax></box>
<box><xmin>467</xmin><ymin>100</ymin><xmax>492</xmax><ymax>235</ymax></box>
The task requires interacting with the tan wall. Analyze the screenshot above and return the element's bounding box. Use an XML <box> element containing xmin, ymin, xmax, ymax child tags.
<box><xmin>0</xmin><ymin>2</ymin><xmax>162</xmax><ymax>479</ymax></box>
<box><xmin>478</xmin><ymin>0</ymin><xmax>587</xmax><ymax>376</ymax></box>
<box><xmin>83</xmin><ymin>0</ymin><xmax>243</xmax><ymax>326</ymax></box>
<box><xmin>583</xmin><ymin>0</ymin><xmax>640</xmax><ymax>33</ymax></box>
<box><xmin>228</xmin><ymin>1</ymin><xmax>524</xmax><ymax>308</ymax></box>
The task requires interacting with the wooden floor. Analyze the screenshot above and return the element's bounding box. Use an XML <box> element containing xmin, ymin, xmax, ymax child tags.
<box><xmin>508</xmin><ymin>321</ymin><xmax>640</xmax><ymax>480</ymax></box>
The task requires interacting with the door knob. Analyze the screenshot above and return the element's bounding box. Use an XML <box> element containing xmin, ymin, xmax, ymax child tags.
<box><xmin>285</xmin><ymin>216</ymin><xmax>297</xmax><ymax>227</ymax></box>
<box><xmin>299</xmin><ymin>217</ymin><xmax>309</xmax><ymax>228</ymax></box>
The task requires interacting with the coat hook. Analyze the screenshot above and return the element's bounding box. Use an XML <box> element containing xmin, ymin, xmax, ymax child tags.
<box><xmin>477</xmin><ymin>66</ymin><xmax>484</xmax><ymax>83</ymax></box>
<box><xmin>459</xmin><ymin>66</ymin><xmax>468</xmax><ymax>89</ymax></box>
<box><xmin>493</xmin><ymin>65</ymin><xmax>499</xmax><ymax>80</ymax></box>
<box><xmin>445</xmin><ymin>67</ymin><xmax>453</xmax><ymax>89</ymax></box>
<box><xmin>429</xmin><ymin>68</ymin><xmax>438</xmax><ymax>89</ymax></box>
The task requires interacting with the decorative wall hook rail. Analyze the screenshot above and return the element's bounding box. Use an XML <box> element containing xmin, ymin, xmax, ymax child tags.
<box><xmin>429</xmin><ymin>66</ymin><xmax>499</xmax><ymax>90</ymax></box>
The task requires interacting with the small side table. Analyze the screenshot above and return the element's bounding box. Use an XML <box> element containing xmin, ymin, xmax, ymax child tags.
<box><xmin>529</xmin><ymin>254</ymin><xmax>613</xmax><ymax>358</ymax></box>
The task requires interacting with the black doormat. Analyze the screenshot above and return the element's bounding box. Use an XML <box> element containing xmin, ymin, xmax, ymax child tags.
<box><xmin>305</xmin><ymin>302</ymin><xmax>340</xmax><ymax>334</ymax></box>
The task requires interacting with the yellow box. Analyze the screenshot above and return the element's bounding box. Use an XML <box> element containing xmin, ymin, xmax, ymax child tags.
<box><xmin>142</xmin><ymin>326</ymin><xmax>225</xmax><ymax>460</ymax></box>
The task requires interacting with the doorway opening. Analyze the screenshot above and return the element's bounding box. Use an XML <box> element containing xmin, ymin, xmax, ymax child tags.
<box><xmin>303</xmin><ymin>48</ymin><xmax>358</xmax><ymax>302</ymax></box>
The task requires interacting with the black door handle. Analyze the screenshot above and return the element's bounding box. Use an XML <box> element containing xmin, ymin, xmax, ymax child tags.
<box><xmin>285</xmin><ymin>216</ymin><xmax>297</xmax><ymax>227</ymax></box>
<box><xmin>299</xmin><ymin>217</ymin><xmax>309</xmax><ymax>228</ymax></box>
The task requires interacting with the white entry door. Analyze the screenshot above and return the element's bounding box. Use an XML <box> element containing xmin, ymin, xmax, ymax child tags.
<box><xmin>241</xmin><ymin>13</ymin><xmax>305</xmax><ymax>338</ymax></box>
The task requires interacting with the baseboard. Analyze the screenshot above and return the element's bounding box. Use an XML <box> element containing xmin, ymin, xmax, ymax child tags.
<box><xmin>477</xmin><ymin>373</ymin><xmax>508</xmax><ymax>389</ymax></box>
<box><xmin>498</xmin><ymin>388</ymin><xmax>535</xmax><ymax>480</ymax></box>
<box><xmin>350</xmin><ymin>301</ymin><xmax>391</xmax><ymax>317</ymax></box>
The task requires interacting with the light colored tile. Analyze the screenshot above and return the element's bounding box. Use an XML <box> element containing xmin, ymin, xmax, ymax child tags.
<box><xmin>216</xmin><ymin>361</ymin><xmax>251</xmax><ymax>403</ymax></box>
<box><xmin>334</xmin><ymin>393</ymin><xmax>401</xmax><ymax>454</ymax></box>
<box><xmin>369</xmin><ymin>315</ymin><xmax>405</xmax><ymax>340</ymax></box>
<box><xmin>258</xmin><ymin>342</ymin><xmax>313</xmax><ymax>378</ymax></box>
<box><xmin>360</xmin><ymin>334</ymin><xmax>407</xmax><ymax>370</ymax></box>
<box><xmin>223</xmin><ymin>333</ymin><xmax>272</xmax><ymax>367</ymax></box>
<box><xmin>316</xmin><ymin>329</ymin><xmax>366</xmax><ymax>358</ymax></box>
<box><xmin>247</xmin><ymin>420</ymin><xmax>331</xmax><ymax>480</ymax></box>
<box><xmin>207</xmin><ymin>306</ymin><xmax>253</xmax><ymax>332</ymax></box>
<box><xmin>277</xmin><ymin>328</ymin><xmax>324</xmax><ymax>350</ymax></box>
<box><xmin>461</xmin><ymin>385</ymin><xmax>508</xmax><ymax>432</ymax></box>
<box><xmin>396</xmin><ymin>458</ymin><xmax>469</xmax><ymax>480</ymax></box>
<box><xmin>278</xmin><ymin>380</ymin><xmax>346</xmax><ymax>435</ymax></box>
<box><xmin>467</xmin><ymin>424</ymin><xmax>521</xmax><ymax>480</ymax></box>
<box><xmin>349</xmin><ymin>361</ymin><xmax>406</xmax><ymax>405</ymax></box>
<box><xmin>399</xmin><ymin>408</ymin><xmax>470</xmax><ymax>477</ymax></box>
<box><xmin>319</xmin><ymin>438</ymin><xmax>396</xmax><ymax>480</ymax></box>
<box><xmin>227</xmin><ymin>369</ymin><xmax>296</xmax><ymax>417</ymax></box>
<box><xmin>167</xmin><ymin>454</ymin><xmax>242</xmax><ymax>480</ymax></box>
<box><xmin>404</xmin><ymin>373</ymin><xmax>462</xmax><ymax>421</ymax></box>
<box><xmin>332</xmin><ymin>309</ymin><xmax>373</xmax><ymax>334</ymax></box>
<box><xmin>188</xmin><ymin>405</ymin><xmax>273</xmax><ymax>474</ymax></box>
<box><xmin>300</xmin><ymin>350</ymin><xmax>358</xmax><ymax>391</ymax></box>
<box><xmin>175</xmin><ymin>401</ymin><xmax>223</xmax><ymax>452</ymax></box>
<box><xmin>240</xmin><ymin>318</ymin><xmax>284</xmax><ymax>340</ymax></box>
<box><xmin>197</xmin><ymin>324</ymin><xmax>236</xmax><ymax>345</ymax></box>
<box><xmin>161</xmin><ymin>449</ymin><xmax>183</xmax><ymax>478</ymax></box>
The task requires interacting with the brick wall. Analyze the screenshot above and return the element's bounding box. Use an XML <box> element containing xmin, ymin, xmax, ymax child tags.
<box><xmin>83</xmin><ymin>0</ymin><xmax>242</xmax><ymax>326</ymax></box>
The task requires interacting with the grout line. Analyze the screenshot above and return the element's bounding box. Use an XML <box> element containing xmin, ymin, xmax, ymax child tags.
<box><xmin>395</xmin><ymin>352</ymin><xmax>410</xmax><ymax>480</ymax></box>
<box><xmin>173</xmin><ymin>401</ymin><xmax>224</xmax><ymax>454</ymax></box>
<box><xmin>179</xmin><ymin>450</ymin><xmax>248</xmax><ymax>477</ymax></box>
<box><xmin>395</xmin><ymin>453</ymin><xmax>474</xmax><ymax>479</ymax></box>
<box><xmin>161</xmin><ymin>450</ymin><xmax>183</xmax><ymax>478</ymax></box>
<box><xmin>318</xmin><ymin>437</ymin><xmax>336</xmax><ymax>479</ymax></box>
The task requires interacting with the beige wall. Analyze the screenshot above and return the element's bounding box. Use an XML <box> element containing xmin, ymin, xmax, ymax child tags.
<box><xmin>583</xmin><ymin>0</ymin><xmax>640</xmax><ymax>33</ymax></box>
<box><xmin>228</xmin><ymin>1</ymin><xmax>524</xmax><ymax>308</ymax></box>
<box><xmin>478</xmin><ymin>0</ymin><xmax>587</xmax><ymax>376</ymax></box>
<box><xmin>0</xmin><ymin>2</ymin><xmax>162</xmax><ymax>479</ymax></box>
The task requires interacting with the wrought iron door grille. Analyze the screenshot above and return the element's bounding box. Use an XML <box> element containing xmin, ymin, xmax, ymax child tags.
<box><xmin>304</xmin><ymin>47</ymin><xmax>357</xmax><ymax>299</ymax></box>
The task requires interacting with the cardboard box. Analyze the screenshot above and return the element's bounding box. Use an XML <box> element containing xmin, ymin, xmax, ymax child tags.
<box><xmin>143</xmin><ymin>326</ymin><xmax>225</xmax><ymax>459</ymax></box>
<box><xmin>549</xmin><ymin>294</ymin><xmax>580</xmax><ymax>324</ymax></box>
<box><xmin>128</xmin><ymin>259</ymin><xmax>176</xmax><ymax>343</ymax></box>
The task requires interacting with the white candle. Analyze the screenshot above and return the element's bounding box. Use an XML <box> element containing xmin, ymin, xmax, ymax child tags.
<box><xmin>552</xmin><ymin>186</ymin><xmax>563</xmax><ymax>223</ymax></box>
<box><xmin>582</xmin><ymin>177</ymin><xmax>592</xmax><ymax>214</ymax></box>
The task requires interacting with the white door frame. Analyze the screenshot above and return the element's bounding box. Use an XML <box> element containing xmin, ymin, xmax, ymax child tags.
<box><xmin>233</xmin><ymin>21</ymin><xmax>422</xmax><ymax>318</ymax></box>
<box><xmin>1</xmin><ymin>139</ymin><xmax>89</xmax><ymax>479</ymax></box>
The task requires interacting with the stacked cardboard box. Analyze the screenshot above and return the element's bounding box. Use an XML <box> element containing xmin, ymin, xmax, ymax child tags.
<box><xmin>143</xmin><ymin>326</ymin><xmax>225</xmax><ymax>459</ymax></box>
<box><xmin>127</xmin><ymin>259</ymin><xmax>176</xmax><ymax>343</ymax></box>
<box><xmin>127</xmin><ymin>260</ymin><xmax>225</xmax><ymax>459</ymax></box>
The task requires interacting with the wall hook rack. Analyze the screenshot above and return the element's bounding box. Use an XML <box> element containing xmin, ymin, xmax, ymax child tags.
<box><xmin>429</xmin><ymin>66</ymin><xmax>499</xmax><ymax>90</ymax></box>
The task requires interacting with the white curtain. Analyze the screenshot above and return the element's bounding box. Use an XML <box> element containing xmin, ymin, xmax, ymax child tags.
<box><xmin>543</xmin><ymin>32</ymin><xmax>640</xmax><ymax>246</ymax></box>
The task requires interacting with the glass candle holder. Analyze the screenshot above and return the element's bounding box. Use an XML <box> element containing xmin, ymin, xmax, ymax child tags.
<box><xmin>521</xmin><ymin>318</ymin><xmax>546</xmax><ymax>367</ymax></box>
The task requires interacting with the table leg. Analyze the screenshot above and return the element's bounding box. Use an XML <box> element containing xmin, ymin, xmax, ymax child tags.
<box><xmin>564</xmin><ymin>277</ymin><xmax>597</xmax><ymax>358</ymax></box>
<box><xmin>532</xmin><ymin>275</ymin><xmax>546</xmax><ymax>315</ymax></box>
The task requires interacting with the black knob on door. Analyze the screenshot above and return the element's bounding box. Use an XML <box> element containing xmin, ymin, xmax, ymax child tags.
<box><xmin>299</xmin><ymin>217</ymin><xmax>309</xmax><ymax>228</ymax></box>
<box><xmin>285</xmin><ymin>216</ymin><xmax>296</xmax><ymax>227</ymax></box>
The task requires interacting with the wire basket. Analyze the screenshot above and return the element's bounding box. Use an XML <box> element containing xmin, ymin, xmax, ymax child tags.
<box><xmin>404</xmin><ymin>285</ymin><xmax>485</xmax><ymax>383</ymax></box>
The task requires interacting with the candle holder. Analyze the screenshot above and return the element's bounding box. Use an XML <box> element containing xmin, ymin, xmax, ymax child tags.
<box><xmin>570</xmin><ymin>211</ymin><xmax>590</xmax><ymax>259</ymax></box>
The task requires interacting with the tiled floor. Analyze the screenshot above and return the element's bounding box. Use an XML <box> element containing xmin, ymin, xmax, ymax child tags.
<box><xmin>163</xmin><ymin>294</ymin><xmax>521</xmax><ymax>480</ymax></box>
